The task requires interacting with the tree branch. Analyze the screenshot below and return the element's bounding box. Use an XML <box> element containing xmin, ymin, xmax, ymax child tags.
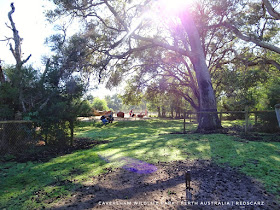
<box><xmin>263</xmin><ymin>0</ymin><xmax>280</xmax><ymax>19</ymax></box>
<box><xmin>8</xmin><ymin>2</ymin><xmax>22</xmax><ymax>65</ymax></box>
<box><xmin>107</xmin><ymin>44</ymin><xmax>155</xmax><ymax>59</ymax></box>
<box><xmin>246</xmin><ymin>58</ymin><xmax>280</xmax><ymax>70</ymax></box>
<box><xmin>132</xmin><ymin>34</ymin><xmax>191</xmax><ymax>57</ymax></box>
<box><xmin>222</xmin><ymin>22</ymin><xmax>280</xmax><ymax>54</ymax></box>
<box><xmin>22</xmin><ymin>54</ymin><xmax>32</xmax><ymax>65</ymax></box>
<box><xmin>0</xmin><ymin>37</ymin><xmax>13</xmax><ymax>42</ymax></box>
<box><xmin>104</xmin><ymin>0</ymin><xmax>129</xmax><ymax>31</ymax></box>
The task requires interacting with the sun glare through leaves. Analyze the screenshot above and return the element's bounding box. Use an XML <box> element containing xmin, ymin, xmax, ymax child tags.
<box><xmin>156</xmin><ymin>0</ymin><xmax>195</xmax><ymax>15</ymax></box>
<box><xmin>125</xmin><ymin>0</ymin><xmax>196</xmax><ymax>39</ymax></box>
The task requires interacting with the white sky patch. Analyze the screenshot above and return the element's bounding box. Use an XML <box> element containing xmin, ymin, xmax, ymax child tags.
<box><xmin>0</xmin><ymin>0</ymin><xmax>55</xmax><ymax>69</ymax></box>
<box><xmin>89</xmin><ymin>84</ymin><xmax>120</xmax><ymax>99</ymax></box>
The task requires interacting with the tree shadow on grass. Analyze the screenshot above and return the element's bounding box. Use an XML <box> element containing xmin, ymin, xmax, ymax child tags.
<box><xmin>1</xmin><ymin>129</ymin><xmax>169</xmax><ymax>209</ymax></box>
<box><xmin>0</xmin><ymin>147</ymin><xmax>111</xmax><ymax>209</ymax></box>
<box><xmin>205</xmin><ymin>135</ymin><xmax>279</xmax><ymax>210</ymax></box>
<box><xmin>2</xmin><ymin>121</ymin><xmax>279</xmax><ymax>209</ymax></box>
<box><xmin>50</xmin><ymin>159</ymin><xmax>278</xmax><ymax>210</ymax></box>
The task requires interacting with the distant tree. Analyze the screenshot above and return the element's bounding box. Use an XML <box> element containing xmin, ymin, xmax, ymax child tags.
<box><xmin>86</xmin><ymin>95</ymin><xmax>94</xmax><ymax>103</ymax></box>
<box><xmin>105</xmin><ymin>94</ymin><xmax>123</xmax><ymax>111</ymax></box>
<box><xmin>144</xmin><ymin>78</ymin><xmax>189</xmax><ymax>118</ymax></box>
<box><xmin>92</xmin><ymin>97</ymin><xmax>109</xmax><ymax>111</ymax></box>
<box><xmin>266</xmin><ymin>77</ymin><xmax>280</xmax><ymax>109</ymax></box>
<box><xmin>78</xmin><ymin>100</ymin><xmax>92</xmax><ymax>117</ymax></box>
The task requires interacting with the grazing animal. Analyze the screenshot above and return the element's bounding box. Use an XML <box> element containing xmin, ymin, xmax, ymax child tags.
<box><xmin>117</xmin><ymin>112</ymin><xmax>125</xmax><ymax>118</ymax></box>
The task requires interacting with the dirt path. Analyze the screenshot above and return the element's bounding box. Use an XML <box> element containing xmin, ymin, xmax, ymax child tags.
<box><xmin>51</xmin><ymin>160</ymin><xmax>278</xmax><ymax>210</ymax></box>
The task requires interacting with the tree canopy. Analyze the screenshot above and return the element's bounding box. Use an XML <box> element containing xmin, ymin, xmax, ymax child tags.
<box><xmin>1</xmin><ymin>0</ymin><xmax>280</xmax><ymax>133</ymax></box>
<box><xmin>43</xmin><ymin>0</ymin><xmax>280</xmax><ymax>130</ymax></box>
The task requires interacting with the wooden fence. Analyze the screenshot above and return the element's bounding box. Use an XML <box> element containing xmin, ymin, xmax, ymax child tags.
<box><xmin>182</xmin><ymin>107</ymin><xmax>276</xmax><ymax>134</ymax></box>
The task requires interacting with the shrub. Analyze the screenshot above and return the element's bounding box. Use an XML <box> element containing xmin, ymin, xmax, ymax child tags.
<box><xmin>255</xmin><ymin>112</ymin><xmax>280</xmax><ymax>133</ymax></box>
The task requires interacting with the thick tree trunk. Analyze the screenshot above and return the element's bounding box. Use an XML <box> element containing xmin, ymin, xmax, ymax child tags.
<box><xmin>161</xmin><ymin>106</ymin><xmax>166</xmax><ymax>117</ymax></box>
<box><xmin>170</xmin><ymin>107</ymin><xmax>174</xmax><ymax>118</ymax></box>
<box><xmin>180</xmin><ymin>11</ymin><xmax>222</xmax><ymax>130</ymax></box>
<box><xmin>157</xmin><ymin>106</ymin><xmax>161</xmax><ymax>118</ymax></box>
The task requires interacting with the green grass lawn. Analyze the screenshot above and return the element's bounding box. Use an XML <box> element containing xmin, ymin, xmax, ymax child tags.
<box><xmin>0</xmin><ymin>119</ymin><xmax>279</xmax><ymax>209</ymax></box>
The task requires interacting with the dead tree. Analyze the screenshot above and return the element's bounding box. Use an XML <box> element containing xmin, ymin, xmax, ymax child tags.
<box><xmin>7</xmin><ymin>3</ymin><xmax>32</xmax><ymax>112</ymax></box>
<box><xmin>0</xmin><ymin>60</ymin><xmax>5</xmax><ymax>83</ymax></box>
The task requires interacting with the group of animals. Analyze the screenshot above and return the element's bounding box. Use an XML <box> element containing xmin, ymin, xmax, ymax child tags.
<box><xmin>100</xmin><ymin>111</ymin><xmax>145</xmax><ymax>125</ymax></box>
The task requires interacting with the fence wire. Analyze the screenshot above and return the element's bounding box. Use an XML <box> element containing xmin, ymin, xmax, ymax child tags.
<box><xmin>0</xmin><ymin>121</ymin><xmax>36</xmax><ymax>155</ymax></box>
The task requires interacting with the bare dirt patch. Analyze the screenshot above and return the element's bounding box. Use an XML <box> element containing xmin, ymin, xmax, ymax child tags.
<box><xmin>51</xmin><ymin>160</ymin><xmax>278</xmax><ymax>210</ymax></box>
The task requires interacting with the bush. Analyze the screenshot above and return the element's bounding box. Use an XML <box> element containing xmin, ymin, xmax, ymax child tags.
<box><xmin>255</xmin><ymin>112</ymin><xmax>280</xmax><ymax>133</ymax></box>
<box><xmin>78</xmin><ymin>100</ymin><xmax>92</xmax><ymax>117</ymax></box>
<box><xmin>40</xmin><ymin>122</ymin><xmax>71</xmax><ymax>147</ymax></box>
<box><xmin>92</xmin><ymin>97</ymin><xmax>109</xmax><ymax>111</ymax></box>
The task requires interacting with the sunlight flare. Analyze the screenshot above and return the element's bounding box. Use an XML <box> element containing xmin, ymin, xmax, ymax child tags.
<box><xmin>156</xmin><ymin>0</ymin><xmax>196</xmax><ymax>15</ymax></box>
<box><xmin>124</xmin><ymin>0</ymin><xmax>196</xmax><ymax>39</ymax></box>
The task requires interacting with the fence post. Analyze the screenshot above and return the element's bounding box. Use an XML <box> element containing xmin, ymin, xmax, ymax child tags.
<box><xmin>254</xmin><ymin>108</ymin><xmax>258</xmax><ymax>124</ymax></box>
<box><xmin>245</xmin><ymin>106</ymin><xmax>249</xmax><ymax>134</ymax></box>
<box><xmin>275</xmin><ymin>104</ymin><xmax>280</xmax><ymax>127</ymax></box>
<box><xmin>1</xmin><ymin>124</ymin><xmax>7</xmax><ymax>152</ymax></box>
<box><xmin>183</xmin><ymin>112</ymin><xmax>186</xmax><ymax>133</ymax></box>
<box><xmin>219</xmin><ymin>111</ymin><xmax>222</xmax><ymax>123</ymax></box>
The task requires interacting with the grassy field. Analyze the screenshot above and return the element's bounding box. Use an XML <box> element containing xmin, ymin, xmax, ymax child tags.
<box><xmin>0</xmin><ymin>119</ymin><xmax>279</xmax><ymax>209</ymax></box>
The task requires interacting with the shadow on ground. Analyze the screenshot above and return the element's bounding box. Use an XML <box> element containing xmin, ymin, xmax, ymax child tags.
<box><xmin>50</xmin><ymin>159</ymin><xmax>278</xmax><ymax>210</ymax></box>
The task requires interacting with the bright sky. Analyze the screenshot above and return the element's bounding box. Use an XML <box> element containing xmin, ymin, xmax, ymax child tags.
<box><xmin>0</xmin><ymin>0</ymin><xmax>117</xmax><ymax>98</ymax></box>
<box><xmin>0</xmin><ymin>0</ymin><xmax>54</xmax><ymax>69</ymax></box>
<box><xmin>0</xmin><ymin>0</ymin><xmax>194</xmax><ymax>99</ymax></box>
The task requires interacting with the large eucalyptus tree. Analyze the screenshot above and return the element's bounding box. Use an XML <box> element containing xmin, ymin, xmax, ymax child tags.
<box><xmin>46</xmin><ymin>0</ymin><xmax>231</xmax><ymax>130</ymax></box>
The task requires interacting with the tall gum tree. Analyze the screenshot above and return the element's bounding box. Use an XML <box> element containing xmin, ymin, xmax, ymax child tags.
<box><xmin>47</xmin><ymin>0</ymin><xmax>222</xmax><ymax>130</ymax></box>
<box><xmin>179</xmin><ymin>9</ymin><xmax>221</xmax><ymax>130</ymax></box>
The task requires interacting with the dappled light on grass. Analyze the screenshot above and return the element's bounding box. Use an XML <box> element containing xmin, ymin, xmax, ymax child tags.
<box><xmin>221</xmin><ymin>119</ymin><xmax>255</xmax><ymax>128</ymax></box>
<box><xmin>1</xmin><ymin>119</ymin><xmax>280</xmax><ymax>208</ymax></box>
<box><xmin>0</xmin><ymin>149</ymin><xmax>110</xmax><ymax>209</ymax></box>
<box><xmin>270</xmin><ymin>155</ymin><xmax>280</xmax><ymax>162</ymax></box>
